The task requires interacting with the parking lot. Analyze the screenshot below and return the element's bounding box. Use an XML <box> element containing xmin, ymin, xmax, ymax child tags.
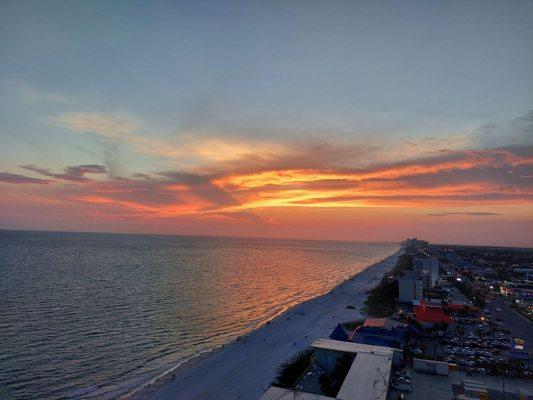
<box><xmin>489</xmin><ymin>298</ymin><xmax>533</xmax><ymax>354</ymax></box>
<box><xmin>389</xmin><ymin>367</ymin><xmax>454</xmax><ymax>400</ymax></box>
<box><xmin>430</xmin><ymin>309</ymin><xmax>520</xmax><ymax>375</ymax></box>
<box><xmin>388</xmin><ymin>367</ymin><xmax>533</xmax><ymax>400</ymax></box>
<box><xmin>437</xmin><ymin>321</ymin><xmax>510</xmax><ymax>369</ymax></box>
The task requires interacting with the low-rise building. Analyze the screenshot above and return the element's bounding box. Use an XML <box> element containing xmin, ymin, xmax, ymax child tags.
<box><xmin>363</xmin><ymin>317</ymin><xmax>408</xmax><ymax>329</ymax></box>
<box><xmin>329</xmin><ymin>323</ymin><xmax>350</xmax><ymax>342</ymax></box>
<box><xmin>259</xmin><ymin>339</ymin><xmax>402</xmax><ymax>400</ymax></box>
<box><xmin>413</xmin><ymin>305</ymin><xmax>454</xmax><ymax>329</ymax></box>
<box><xmin>350</xmin><ymin>325</ymin><xmax>405</xmax><ymax>348</ymax></box>
<box><xmin>329</xmin><ymin>318</ymin><xmax>420</xmax><ymax>349</ymax></box>
<box><xmin>413</xmin><ymin>357</ymin><xmax>450</xmax><ymax>375</ymax></box>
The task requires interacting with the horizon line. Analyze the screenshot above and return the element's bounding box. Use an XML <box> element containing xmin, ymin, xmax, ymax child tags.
<box><xmin>1</xmin><ymin>227</ymin><xmax>531</xmax><ymax>250</ymax></box>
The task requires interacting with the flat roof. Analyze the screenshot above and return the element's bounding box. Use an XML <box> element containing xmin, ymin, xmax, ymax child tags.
<box><xmin>337</xmin><ymin>352</ymin><xmax>393</xmax><ymax>400</ymax></box>
<box><xmin>258</xmin><ymin>386</ymin><xmax>334</xmax><ymax>400</ymax></box>
<box><xmin>310</xmin><ymin>338</ymin><xmax>397</xmax><ymax>357</ymax></box>
<box><xmin>363</xmin><ymin>317</ymin><xmax>387</xmax><ymax>327</ymax></box>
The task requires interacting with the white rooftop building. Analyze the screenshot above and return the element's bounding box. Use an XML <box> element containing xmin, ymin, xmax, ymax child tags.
<box><xmin>259</xmin><ymin>339</ymin><xmax>402</xmax><ymax>400</ymax></box>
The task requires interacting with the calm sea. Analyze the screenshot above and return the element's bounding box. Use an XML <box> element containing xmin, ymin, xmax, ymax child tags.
<box><xmin>0</xmin><ymin>230</ymin><xmax>398</xmax><ymax>400</ymax></box>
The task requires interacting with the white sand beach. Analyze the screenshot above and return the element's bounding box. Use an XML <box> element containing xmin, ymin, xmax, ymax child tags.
<box><xmin>130</xmin><ymin>249</ymin><xmax>403</xmax><ymax>400</ymax></box>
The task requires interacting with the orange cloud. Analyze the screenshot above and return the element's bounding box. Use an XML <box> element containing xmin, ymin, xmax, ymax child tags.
<box><xmin>212</xmin><ymin>148</ymin><xmax>533</xmax><ymax>210</ymax></box>
<box><xmin>1</xmin><ymin>145</ymin><xmax>532</xmax><ymax>232</ymax></box>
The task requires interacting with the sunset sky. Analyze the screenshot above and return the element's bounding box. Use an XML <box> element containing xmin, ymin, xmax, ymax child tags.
<box><xmin>1</xmin><ymin>1</ymin><xmax>532</xmax><ymax>247</ymax></box>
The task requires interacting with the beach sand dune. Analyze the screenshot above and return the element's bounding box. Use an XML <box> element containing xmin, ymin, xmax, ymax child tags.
<box><xmin>131</xmin><ymin>250</ymin><xmax>402</xmax><ymax>400</ymax></box>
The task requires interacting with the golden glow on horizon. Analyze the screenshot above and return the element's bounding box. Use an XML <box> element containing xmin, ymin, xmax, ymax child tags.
<box><xmin>1</xmin><ymin>145</ymin><xmax>532</xmax><ymax>241</ymax></box>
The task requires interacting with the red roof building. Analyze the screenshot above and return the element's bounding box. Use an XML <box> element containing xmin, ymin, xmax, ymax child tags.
<box><xmin>414</xmin><ymin>305</ymin><xmax>454</xmax><ymax>325</ymax></box>
<box><xmin>363</xmin><ymin>318</ymin><xmax>387</xmax><ymax>327</ymax></box>
<box><xmin>363</xmin><ymin>317</ymin><xmax>408</xmax><ymax>330</ymax></box>
<box><xmin>413</xmin><ymin>299</ymin><xmax>479</xmax><ymax>313</ymax></box>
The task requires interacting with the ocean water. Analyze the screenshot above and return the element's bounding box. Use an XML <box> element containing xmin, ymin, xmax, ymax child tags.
<box><xmin>0</xmin><ymin>230</ymin><xmax>399</xmax><ymax>400</ymax></box>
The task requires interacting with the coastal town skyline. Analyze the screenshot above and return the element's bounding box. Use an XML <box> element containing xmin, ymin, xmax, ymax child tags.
<box><xmin>1</xmin><ymin>3</ymin><xmax>532</xmax><ymax>400</ymax></box>
<box><xmin>1</xmin><ymin>1</ymin><xmax>533</xmax><ymax>247</ymax></box>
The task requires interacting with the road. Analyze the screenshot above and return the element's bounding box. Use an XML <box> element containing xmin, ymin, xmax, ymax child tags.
<box><xmin>488</xmin><ymin>298</ymin><xmax>533</xmax><ymax>354</ymax></box>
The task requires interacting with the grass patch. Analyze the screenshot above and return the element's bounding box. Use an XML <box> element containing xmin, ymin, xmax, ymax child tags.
<box><xmin>272</xmin><ymin>349</ymin><xmax>314</xmax><ymax>389</ymax></box>
<box><xmin>362</xmin><ymin>253</ymin><xmax>413</xmax><ymax>317</ymax></box>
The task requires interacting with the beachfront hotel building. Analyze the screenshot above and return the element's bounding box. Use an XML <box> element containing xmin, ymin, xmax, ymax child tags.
<box><xmin>259</xmin><ymin>339</ymin><xmax>402</xmax><ymax>400</ymax></box>
<box><xmin>413</xmin><ymin>256</ymin><xmax>440</xmax><ymax>287</ymax></box>
<box><xmin>398</xmin><ymin>271</ymin><xmax>424</xmax><ymax>303</ymax></box>
<box><xmin>398</xmin><ymin>254</ymin><xmax>443</xmax><ymax>303</ymax></box>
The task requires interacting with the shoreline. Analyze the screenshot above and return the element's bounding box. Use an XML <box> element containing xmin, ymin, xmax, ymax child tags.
<box><xmin>127</xmin><ymin>247</ymin><xmax>403</xmax><ymax>400</ymax></box>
